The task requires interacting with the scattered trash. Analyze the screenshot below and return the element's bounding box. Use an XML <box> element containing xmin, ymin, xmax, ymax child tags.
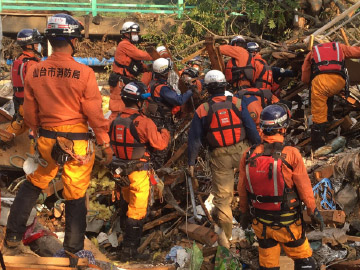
<box><xmin>313</xmin><ymin>244</ymin><xmax>347</xmax><ymax>265</ymax></box>
<box><xmin>314</xmin><ymin>136</ymin><xmax>346</xmax><ymax>157</ymax></box>
<box><xmin>335</xmin><ymin>183</ymin><xmax>358</xmax><ymax>215</ymax></box>
<box><xmin>214</xmin><ymin>246</ymin><xmax>241</xmax><ymax>270</ymax></box>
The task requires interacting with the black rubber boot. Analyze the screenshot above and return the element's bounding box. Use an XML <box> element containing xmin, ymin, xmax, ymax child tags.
<box><xmin>311</xmin><ymin>123</ymin><xmax>326</xmax><ymax>151</ymax></box>
<box><xmin>6</xmin><ymin>180</ymin><xmax>42</xmax><ymax>244</ymax></box>
<box><xmin>327</xmin><ymin>96</ymin><xmax>334</xmax><ymax>122</ymax></box>
<box><xmin>119</xmin><ymin>217</ymin><xmax>149</xmax><ymax>262</ymax></box>
<box><xmin>63</xmin><ymin>196</ymin><xmax>87</xmax><ymax>253</ymax></box>
<box><xmin>118</xmin><ymin>197</ymin><xmax>129</xmax><ymax>232</ymax></box>
<box><xmin>294</xmin><ymin>257</ymin><xmax>316</xmax><ymax>270</ymax></box>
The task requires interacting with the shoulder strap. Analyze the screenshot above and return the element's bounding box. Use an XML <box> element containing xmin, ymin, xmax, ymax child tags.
<box><xmin>128</xmin><ymin>113</ymin><xmax>142</xmax><ymax>143</ymax></box>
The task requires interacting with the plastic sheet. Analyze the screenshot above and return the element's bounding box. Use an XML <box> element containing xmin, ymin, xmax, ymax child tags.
<box><xmin>214</xmin><ymin>246</ymin><xmax>242</xmax><ymax>270</ymax></box>
<box><xmin>313</xmin><ymin>244</ymin><xmax>347</xmax><ymax>265</ymax></box>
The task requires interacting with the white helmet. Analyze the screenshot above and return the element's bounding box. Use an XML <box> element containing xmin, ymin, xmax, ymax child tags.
<box><xmin>231</xmin><ymin>35</ymin><xmax>246</xmax><ymax>46</ymax></box>
<box><xmin>156</xmin><ymin>46</ymin><xmax>169</xmax><ymax>57</ymax></box>
<box><xmin>204</xmin><ymin>70</ymin><xmax>227</xmax><ymax>92</ymax></box>
<box><xmin>153</xmin><ymin>58</ymin><xmax>172</xmax><ymax>75</ymax></box>
<box><xmin>120</xmin><ymin>21</ymin><xmax>140</xmax><ymax>34</ymax></box>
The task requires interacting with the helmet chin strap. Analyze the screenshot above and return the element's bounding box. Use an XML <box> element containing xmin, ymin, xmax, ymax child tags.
<box><xmin>65</xmin><ymin>37</ymin><xmax>76</xmax><ymax>56</ymax></box>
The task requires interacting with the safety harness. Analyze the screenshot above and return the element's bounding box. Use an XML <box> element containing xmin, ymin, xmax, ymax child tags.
<box><xmin>225</xmin><ymin>55</ymin><xmax>255</xmax><ymax>89</ymax></box>
<box><xmin>203</xmin><ymin>96</ymin><xmax>244</xmax><ymax>148</ymax></box>
<box><xmin>149</xmin><ymin>81</ymin><xmax>180</xmax><ymax>116</ymax></box>
<box><xmin>237</xmin><ymin>88</ymin><xmax>273</xmax><ymax>109</ymax></box>
<box><xmin>39</xmin><ymin>128</ymin><xmax>93</xmax><ymax>166</ymax></box>
<box><xmin>245</xmin><ymin>142</ymin><xmax>302</xmax><ymax>240</ymax></box>
<box><xmin>253</xmin><ymin>59</ymin><xmax>274</xmax><ymax>90</ymax></box>
<box><xmin>109</xmin><ymin>113</ymin><xmax>149</xmax><ymax>161</ymax></box>
<box><xmin>11</xmin><ymin>55</ymin><xmax>39</xmax><ymax>97</ymax></box>
<box><xmin>311</xmin><ymin>42</ymin><xmax>346</xmax><ymax>79</ymax></box>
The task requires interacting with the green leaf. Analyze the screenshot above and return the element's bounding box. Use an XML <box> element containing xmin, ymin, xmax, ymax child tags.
<box><xmin>268</xmin><ymin>19</ymin><xmax>276</xmax><ymax>29</ymax></box>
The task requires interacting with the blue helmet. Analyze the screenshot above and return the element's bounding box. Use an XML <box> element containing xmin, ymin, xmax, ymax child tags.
<box><xmin>260</xmin><ymin>104</ymin><xmax>290</xmax><ymax>134</ymax></box>
<box><xmin>16</xmin><ymin>29</ymin><xmax>43</xmax><ymax>46</ymax></box>
<box><xmin>247</xmin><ymin>42</ymin><xmax>260</xmax><ymax>53</ymax></box>
<box><xmin>45</xmin><ymin>13</ymin><xmax>83</xmax><ymax>39</ymax></box>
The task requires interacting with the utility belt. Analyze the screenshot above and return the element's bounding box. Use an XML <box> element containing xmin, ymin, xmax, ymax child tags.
<box><xmin>13</xmin><ymin>87</ymin><xmax>24</xmax><ymax>92</ymax></box>
<box><xmin>39</xmin><ymin>128</ymin><xmax>93</xmax><ymax>166</ymax></box>
<box><xmin>39</xmin><ymin>128</ymin><xmax>91</xmax><ymax>140</ymax></box>
<box><xmin>109</xmin><ymin>158</ymin><xmax>148</xmax><ymax>187</ymax></box>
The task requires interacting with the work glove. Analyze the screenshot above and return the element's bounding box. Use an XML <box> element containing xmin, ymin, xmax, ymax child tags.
<box><xmin>101</xmin><ymin>144</ymin><xmax>113</xmax><ymax>165</ymax></box>
<box><xmin>240</xmin><ymin>211</ymin><xmax>251</xmax><ymax>230</ymax></box>
<box><xmin>310</xmin><ymin>208</ymin><xmax>325</xmax><ymax>231</ymax></box>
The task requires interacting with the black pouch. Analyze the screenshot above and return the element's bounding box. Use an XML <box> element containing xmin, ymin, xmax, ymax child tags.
<box><xmin>115</xmin><ymin>176</ymin><xmax>131</xmax><ymax>187</ymax></box>
<box><xmin>51</xmin><ymin>137</ymin><xmax>74</xmax><ymax>166</ymax></box>
<box><xmin>108</xmin><ymin>72</ymin><xmax>121</xmax><ymax>87</ymax></box>
<box><xmin>128</xmin><ymin>60</ymin><xmax>143</xmax><ymax>77</ymax></box>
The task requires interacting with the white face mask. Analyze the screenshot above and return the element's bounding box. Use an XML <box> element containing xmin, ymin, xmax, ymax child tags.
<box><xmin>37</xmin><ymin>43</ymin><xmax>42</xmax><ymax>54</ymax></box>
<box><xmin>131</xmin><ymin>35</ymin><xmax>139</xmax><ymax>43</ymax></box>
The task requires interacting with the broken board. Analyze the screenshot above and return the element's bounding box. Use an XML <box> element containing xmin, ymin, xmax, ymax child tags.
<box><xmin>346</xmin><ymin>59</ymin><xmax>360</xmax><ymax>85</ymax></box>
<box><xmin>0</xmin><ymin>122</ymin><xmax>29</xmax><ymax>170</ymax></box>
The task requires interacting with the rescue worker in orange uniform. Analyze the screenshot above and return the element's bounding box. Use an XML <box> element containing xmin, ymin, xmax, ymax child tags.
<box><xmin>221</xmin><ymin>35</ymin><xmax>255</xmax><ymax>92</ymax></box>
<box><xmin>108</xmin><ymin>21</ymin><xmax>153</xmax><ymax>115</ymax></box>
<box><xmin>236</xmin><ymin>88</ymin><xmax>279</xmax><ymax>134</ymax></box>
<box><xmin>0</xmin><ymin>29</ymin><xmax>42</xmax><ymax>146</ymax></box>
<box><xmin>109</xmin><ymin>82</ymin><xmax>170</xmax><ymax>261</ymax></box>
<box><xmin>188</xmin><ymin>70</ymin><xmax>261</xmax><ymax>248</ymax></box>
<box><xmin>5</xmin><ymin>14</ymin><xmax>113</xmax><ymax>256</ymax></box>
<box><xmin>246</xmin><ymin>42</ymin><xmax>274</xmax><ymax>91</ymax></box>
<box><xmin>302</xmin><ymin>42</ymin><xmax>360</xmax><ymax>150</ymax></box>
<box><xmin>237</xmin><ymin>104</ymin><xmax>324</xmax><ymax>270</ymax></box>
<box><xmin>148</xmin><ymin>57</ymin><xmax>195</xmax><ymax>169</ymax></box>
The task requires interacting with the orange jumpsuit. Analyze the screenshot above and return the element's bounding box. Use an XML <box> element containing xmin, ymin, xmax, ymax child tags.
<box><xmin>110</xmin><ymin>39</ymin><xmax>153</xmax><ymax>114</ymax></box>
<box><xmin>5</xmin><ymin>51</ymin><xmax>40</xmax><ymax>138</ymax></box>
<box><xmin>24</xmin><ymin>51</ymin><xmax>109</xmax><ymax>199</ymax></box>
<box><xmin>237</xmin><ymin>134</ymin><xmax>316</xmax><ymax>269</ymax></box>
<box><xmin>220</xmin><ymin>45</ymin><xmax>254</xmax><ymax>89</ymax></box>
<box><xmin>237</xmin><ymin>88</ymin><xmax>279</xmax><ymax>133</ymax></box>
<box><xmin>302</xmin><ymin>44</ymin><xmax>360</xmax><ymax>124</ymax></box>
<box><xmin>113</xmin><ymin>108</ymin><xmax>170</xmax><ymax>220</ymax></box>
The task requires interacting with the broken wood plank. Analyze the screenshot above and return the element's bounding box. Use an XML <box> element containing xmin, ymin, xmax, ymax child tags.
<box><xmin>283</xmin><ymin>83</ymin><xmax>307</xmax><ymax>101</ymax></box>
<box><xmin>314</xmin><ymin>165</ymin><xmax>335</xmax><ymax>181</ymax></box>
<box><xmin>162</xmin><ymin>42</ymin><xmax>180</xmax><ymax>76</ymax></box>
<box><xmin>330</xmin><ymin>259</ymin><xmax>360</xmax><ymax>270</ymax></box>
<box><xmin>304</xmin><ymin>1</ymin><xmax>360</xmax><ymax>43</ymax></box>
<box><xmin>181</xmin><ymin>47</ymin><xmax>206</xmax><ymax>64</ymax></box>
<box><xmin>204</xmin><ymin>36</ymin><xmax>224</xmax><ymax>72</ymax></box>
<box><xmin>138</xmin><ymin>231</ymin><xmax>157</xmax><ymax>253</ymax></box>
<box><xmin>163</xmin><ymin>142</ymin><xmax>188</xmax><ymax>168</ymax></box>
<box><xmin>340</xmin><ymin>28</ymin><xmax>350</xmax><ymax>46</ymax></box>
<box><xmin>302</xmin><ymin>210</ymin><xmax>346</xmax><ymax>225</ymax></box>
<box><xmin>3</xmin><ymin>256</ymin><xmax>88</xmax><ymax>266</ymax></box>
<box><xmin>114</xmin><ymin>265</ymin><xmax>175</xmax><ymax>270</ymax></box>
<box><xmin>5</xmin><ymin>265</ymin><xmax>75</xmax><ymax>270</ymax></box>
<box><xmin>179</xmin><ymin>222</ymin><xmax>218</xmax><ymax>246</ymax></box>
<box><xmin>143</xmin><ymin>211</ymin><xmax>180</xmax><ymax>232</ymax></box>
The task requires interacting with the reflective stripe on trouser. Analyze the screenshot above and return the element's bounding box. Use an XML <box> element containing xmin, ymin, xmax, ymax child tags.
<box><xmin>311</xmin><ymin>74</ymin><xmax>345</xmax><ymax>124</ymax></box>
<box><xmin>210</xmin><ymin>140</ymin><xmax>249</xmax><ymax>238</ymax></box>
<box><xmin>27</xmin><ymin>123</ymin><xmax>94</xmax><ymax>200</ymax></box>
<box><xmin>121</xmin><ymin>170</ymin><xmax>150</xmax><ymax>220</ymax></box>
<box><xmin>5</xmin><ymin>105</ymin><xmax>28</xmax><ymax>136</ymax></box>
<box><xmin>252</xmin><ymin>219</ymin><xmax>313</xmax><ymax>269</ymax></box>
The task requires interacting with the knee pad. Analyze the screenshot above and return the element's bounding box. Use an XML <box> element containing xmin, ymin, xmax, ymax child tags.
<box><xmin>294</xmin><ymin>257</ymin><xmax>316</xmax><ymax>270</ymax></box>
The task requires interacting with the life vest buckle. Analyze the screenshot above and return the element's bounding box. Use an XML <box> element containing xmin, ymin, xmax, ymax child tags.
<box><xmin>256</xmin><ymin>195</ymin><xmax>263</xmax><ymax>203</ymax></box>
<box><xmin>323</xmin><ymin>60</ymin><xmax>329</xmax><ymax>66</ymax></box>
